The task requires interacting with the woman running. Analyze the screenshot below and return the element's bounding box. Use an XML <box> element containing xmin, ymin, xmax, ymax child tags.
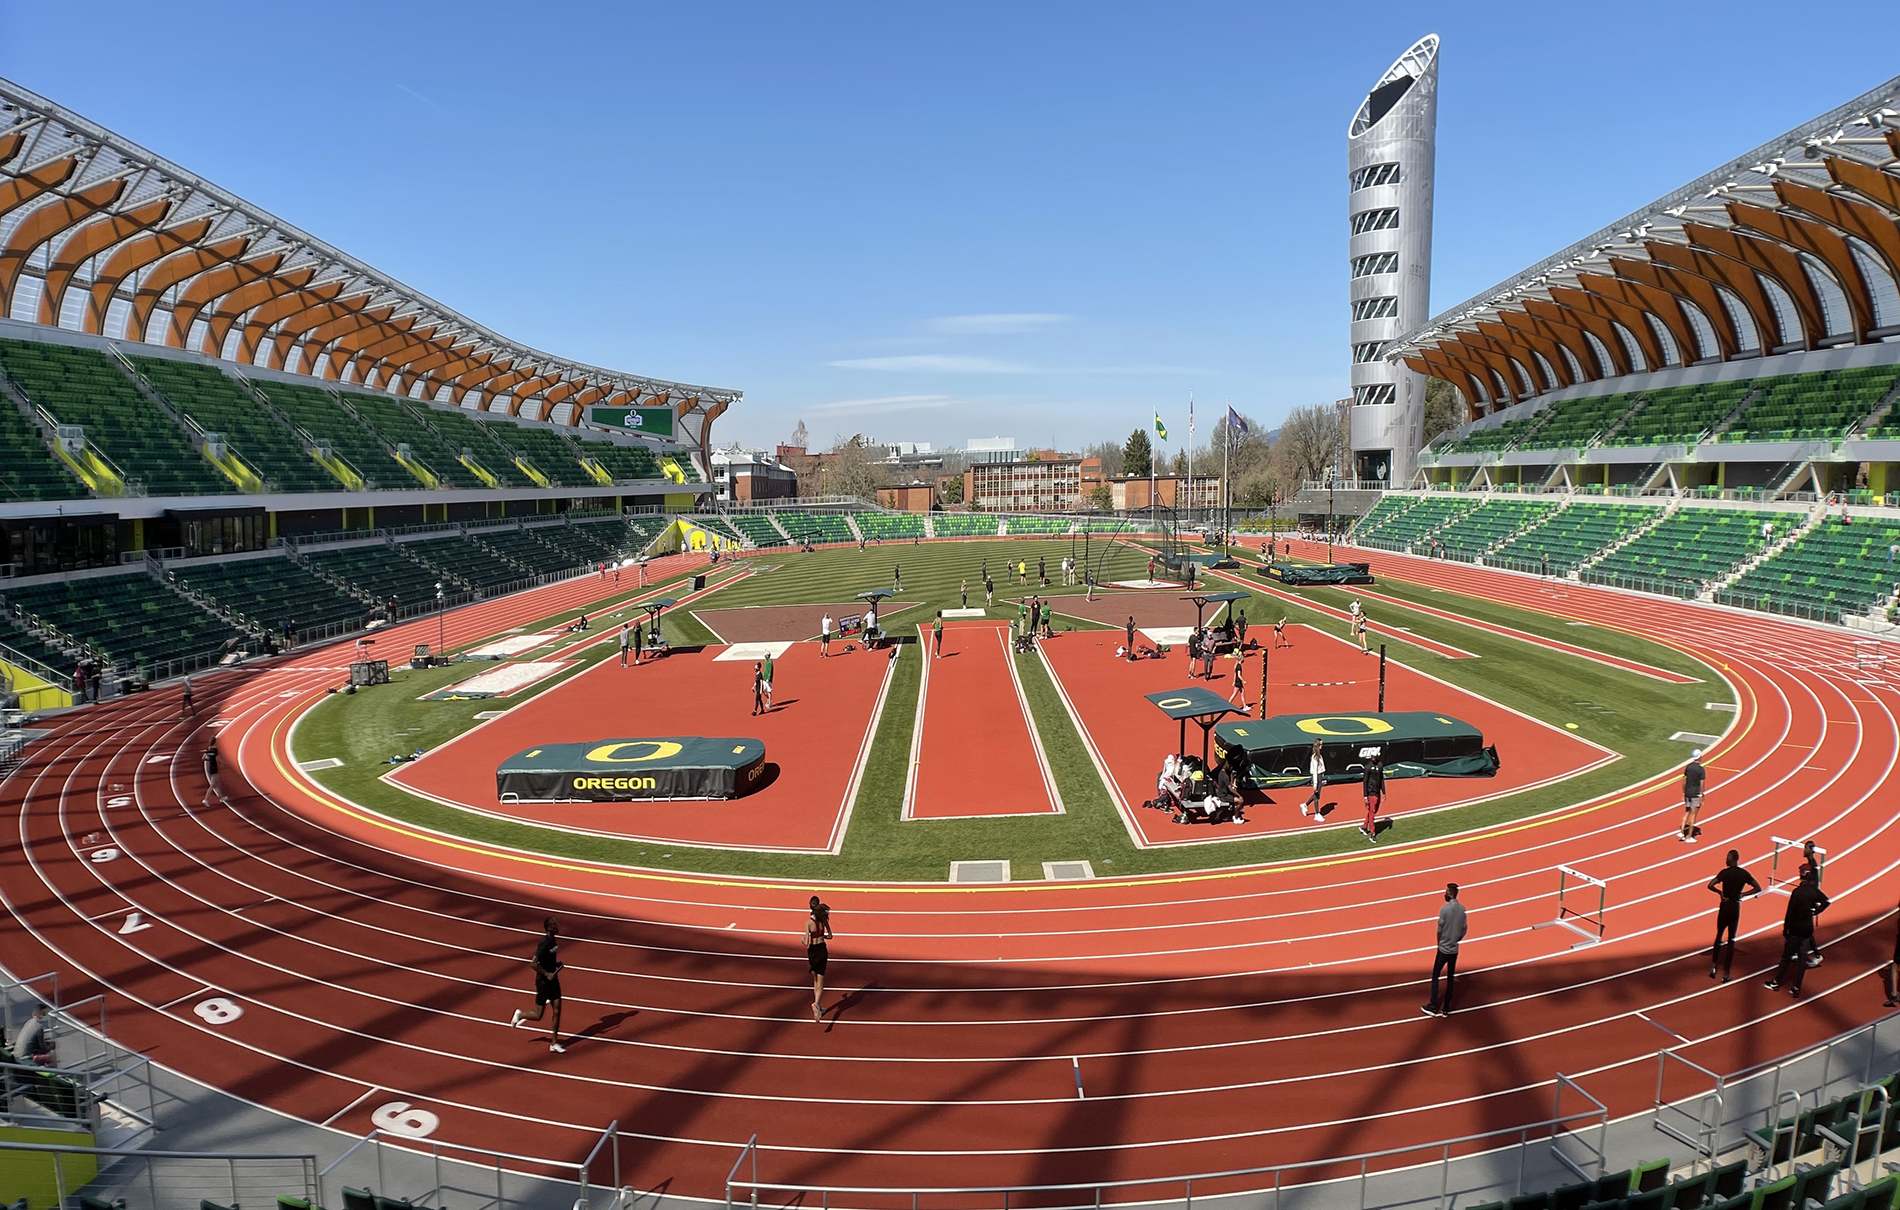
<box><xmin>805</xmin><ymin>896</ymin><xmax>833</xmax><ymax>1023</ymax></box>
<box><xmin>1229</xmin><ymin>652</ymin><xmax>1247</xmax><ymax>713</ymax></box>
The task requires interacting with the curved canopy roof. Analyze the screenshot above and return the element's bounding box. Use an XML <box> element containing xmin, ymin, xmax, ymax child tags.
<box><xmin>0</xmin><ymin>76</ymin><xmax>740</xmax><ymax>428</ymax></box>
<box><xmin>1388</xmin><ymin>73</ymin><xmax>1900</xmax><ymax>418</ymax></box>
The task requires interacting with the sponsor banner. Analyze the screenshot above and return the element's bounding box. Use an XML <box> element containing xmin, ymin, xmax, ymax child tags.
<box><xmin>496</xmin><ymin>736</ymin><xmax>768</xmax><ymax>801</ymax></box>
<box><xmin>587</xmin><ymin>406</ymin><xmax>676</xmax><ymax>437</ymax></box>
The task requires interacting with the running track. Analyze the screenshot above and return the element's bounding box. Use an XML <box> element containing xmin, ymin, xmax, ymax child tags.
<box><xmin>906</xmin><ymin>621</ymin><xmax>1061</xmax><ymax>820</ymax></box>
<box><xmin>3</xmin><ymin>542</ymin><xmax>1899</xmax><ymax>1203</ymax></box>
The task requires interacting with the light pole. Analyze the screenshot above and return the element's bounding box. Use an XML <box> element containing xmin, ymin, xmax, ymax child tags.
<box><xmin>435</xmin><ymin>581</ymin><xmax>445</xmax><ymax>660</ymax></box>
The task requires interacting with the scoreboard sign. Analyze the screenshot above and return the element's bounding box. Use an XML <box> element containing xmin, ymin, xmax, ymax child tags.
<box><xmin>496</xmin><ymin>736</ymin><xmax>767</xmax><ymax>802</ymax></box>
<box><xmin>586</xmin><ymin>406</ymin><xmax>676</xmax><ymax>438</ymax></box>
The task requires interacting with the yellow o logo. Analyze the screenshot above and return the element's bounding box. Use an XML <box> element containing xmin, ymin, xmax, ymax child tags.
<box><xmin>584</xmin><ymin>740</ymin><xmax>684</xmax><ymax>763</ymax></box>
<box><xmin>1157</xmin><ymin>696</ymin><xmax>1194</xmax><ymax>709</ymax></box>
<box><xmin>1295</xmin><ymin>716</ymin><xmax>1394</xmax><ymax>737</ymax></box>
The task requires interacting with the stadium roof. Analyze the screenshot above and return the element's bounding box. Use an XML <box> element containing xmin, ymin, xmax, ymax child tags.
<box><xmin>1389</xmin><ymin>73</ymin><xmax>1900</xmax><ymax>418</ymax></box>
<box><xmin>0</xmin><ymin>76</ymin><xmax>741</xmax><ymax>428</ymax></box>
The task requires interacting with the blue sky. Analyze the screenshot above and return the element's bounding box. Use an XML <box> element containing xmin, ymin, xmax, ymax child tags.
<box><xmin>3</xmin><ymin>2</ymin><xmax>1894</xmax><ymax>452</ymax></box>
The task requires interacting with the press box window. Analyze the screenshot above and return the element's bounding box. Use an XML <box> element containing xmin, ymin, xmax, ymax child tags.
<box><xmin>1352</xmin><ymin>297</ymin><xmax>1399</xmax><ymax>321</ymax></box>
<box><xmin>1352</xmin><ymin>252</ymin><xmax>1399</xmax><ymax>277</ymax></box>
<box><xmin>1350</xmin><ymin>163</ymin><xmax>1401</xmax><ymax>190</ymax></box>
<box><xmin>1350</xmin><ymin>208</ymin><xmax>1400</xmax><ymax>235</ymax></box>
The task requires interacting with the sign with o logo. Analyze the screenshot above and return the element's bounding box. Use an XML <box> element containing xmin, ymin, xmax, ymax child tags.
<box><xmin>1294</xmin><ymin>716</ymin><xmax>1395</xmax><ymax>737</ymax></box>
<box><xmin>584</xmin><ymin>740</ymin><xmax>685</xmax><ymax>763</ymax></box>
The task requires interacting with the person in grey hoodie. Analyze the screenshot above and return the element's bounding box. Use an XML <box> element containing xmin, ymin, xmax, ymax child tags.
<box><xmin>1423</xmin><ymin>883</ymin><xmax>1467</xmax><ymax>1017</ymax></box>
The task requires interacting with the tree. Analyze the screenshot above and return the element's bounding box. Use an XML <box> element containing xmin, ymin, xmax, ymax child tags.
<box><xmin>1086</xmin><ymin>483</ymin><xmax>1113</xmax><ymax>512</ymax></box>
<box><xmin>1170</xmin><ymin>449</ymin><xmax>1188</xmax><ymax>476</ymax></box>
<box><xmin>1122</xmin><ymin>428</ymin><xmax>1152</xmax><ymax>479</ymax></box>
<box><xmin>823</xmin><ymin>434</ymin><xmax>883</xmax><ymax>502</ymax></box>
<box><xmin>1274</xmin><ymin>402</ymin><xmax>1346</xmax><ymax>487</ymax></box>
<box><xmin>1082</xmin><ymin>439</ymin><xmax>1125</xmax><ymax>478</ymax></box>
<box><xmin>788</xmin><ymin>419</ymin><xmax>809</xmax><ymax>451</ymax></box>
<box><xmin>941</xmin><ymin>475</ymin><xmax>964</xmax><ymax>505</ymax></box>
<box><xmin>1422</xmin><ymin>377</ymin><xmax>1465</xmax><ymax>445</ymax></box>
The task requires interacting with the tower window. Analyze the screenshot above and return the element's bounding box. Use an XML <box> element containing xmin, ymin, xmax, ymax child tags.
<box><xmin>1350</xmin><ymin>208</ymin><xmax>1400</xmax><ymax>235</ymax></box>
<box><xmin>1351</xmin><ymin>252</ymin><xmax>1399</xmax><ymax>277</ymax></box>
<box><xmin>1350</xmin><ymin>163</ymin><xmax>1402</xmax><ymax>190</ymax></box>
<box><xmin>1353</xmin><ymin>384</ymin><xmax>1396</xmax><ymax>406</ymax></box>
<box><xmin>1351</xmin><ymin>341</ymin><xmax>1387</xmax><ymax>364</ymax></box>
<box><xmin>1351</xmin><ymin>296</ymin><xmax>1400</xmax><ymax>321</ymax></box>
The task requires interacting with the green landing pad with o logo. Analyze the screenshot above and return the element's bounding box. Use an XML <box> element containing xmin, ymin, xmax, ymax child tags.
<box><xmin>1213</xmin><ymin>711</ymin><xmax>1499</xmax><ymax>788</ymax></box>
<box><xmin>496</xmin><ymin>737</ymin><xmax>768</xmax><ymax>802</ymax></box>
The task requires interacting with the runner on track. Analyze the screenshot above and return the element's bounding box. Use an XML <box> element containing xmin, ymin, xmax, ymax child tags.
<box><xmin>1678</xmin><ymin>749</ymin><xmax>1706</xmax><ymax>842</ymax></box>
<box><xmin>1126</xmin><ymin>615</ymin><xmax>1136</xmax><ymax>660</ymax></box>
<box><xmin>202</xmin><ymin>742</ymin><xmax>227</xmax><ymax>808</ymax></box>
<box><xmin>806</xmin><ymin>897</ymin><xmax>833</xmax><ymax>1024</ymax></box>
<box><xmin>182</xmin><ymin>674</ymin><xmax>194</xmax><ymax>717</ymax></box>
<box><xmin>752</xmin><ymin>663</ymin><xmax>766</xmax><ymax>716</ymax></box>
<box><xmin>933</xmin><ymin>613</ymin><xmax>943</xmax><ymax>658</ymax></box>
<box><xmin>1423</xmin><ymin>884</ymin><xmax>1465</xmax><ymax>1017</ymax></box>
<box><xmin>509</xmin><ymin>918</ymin><xmax>565</xmax><ymax>1053</ymax></box>
<box><xmin>1798</xmin><ymin>840</ymin><xmax>1825</xmax><ymax>966</ymax></box>
<box><xmin>1706</xmin><ymin>849</ymin><xmax>1760</xmax><ymax>982</ymax></box>
<box><xmin>1229</xmin><ymin>652</ymin><xmax>1247</xmax><ymax>713</ymax></box>
<box><xmin>820</xmin><ymin>614</ymin><xmax>833</xmax><ymax>658</ymax></box>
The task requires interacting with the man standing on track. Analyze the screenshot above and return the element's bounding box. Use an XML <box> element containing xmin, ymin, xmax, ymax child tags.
<box><xmin>1353</xmin><ymin>610</ymin><xmax>1370</xmax><ymax>654</ymax></box>
<box><xmin>1302</xmin><ymin>737</ymin><xmax>1325</xmax><ymax>818</ymax></box>
<box><xmin>1706</xmin><ymin>850</ymin><xmax>1760</xmax><ymax>981</ymax></box>
<box><xmin>202</xmin><ymin>742</ymin><xmax>227</xmax><ymax>808</ymax></box>
<box><xmin>1423</xmin><ymin>884</ymin><xmax>1466</xmax><ymax>1017</ymax></box>
<box><xmin>752</xmin><ymin>662</ymin><xmax>766</xmax><ymax>716</ymax></box>
<box><xmin>761</xmin><ymin>651</ymin><xmax>775</xmax><ymax>712</ymax></box>
<box><xmin>1765</xmin><ymin>869</ymin><xmax>1828</xmax><ymax>996</ymax></box>
<box><xmin>632</xmin><ymin>620</ymin><xmax>644</xmax><ymax>665</ymax></box>
<box><xmin>1678</xmin><ymin>749</ymin><xmax>1706</xmax><ymax>842</ymax></box>
<box><xmin>619</xmin><ymin>622</ymin><xmax>631</xmax><ymax>668</ymax></box>
<box><xmin>1126</xmin><ymin>615</ymin><xmax>1136</xmax><ymax>660</ymax></box>
<box><xmin>1228</xmin><ymin>651</ymin><xmax>1247</xmax><ymax>713</ymax></box>
<box><xmin>1360</xmin><ymin>750</ymin><xmax>1385</xmax><ymax>843</ymax></box>
<box><xmin>820</xmin><ymin>614</ymin><xmax>833</xmax><ymax>658</ymax></box>
<box><xmin>932</xmin><ymin>612</ymin><xmax>943</xmax><ymax>658</ymax></box>
<box><xmin>509</xmin><ymin>917</ymin><xmax>566</xmax><ymax>1053</ymax></box>
<box><xmin>181</xmin><ymin>674</ymin><xmax>194</xmax><ymax>717</ymax></box>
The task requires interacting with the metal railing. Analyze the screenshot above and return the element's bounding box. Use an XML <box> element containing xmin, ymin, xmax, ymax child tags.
<box><xmin>319</xmin><ymin>1123</ymin><xmax>619</xmax><ymax>1210</ymax></box>
<box><xmin>724</xmin><ymin>1103</ymin><xmax>1610</xmax><ymax>1210</ymax></box>
<box><xmin>0</xmin><ymin>1138</ymin><xmax>317</xmax><ymax>1210</ymax></box>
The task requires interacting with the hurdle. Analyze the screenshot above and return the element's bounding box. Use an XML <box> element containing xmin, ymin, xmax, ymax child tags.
<box><xmin>1766</xmin><ymin>836</ymin><xmax>1826</xmax><ymax>894</ymax></box>
<box><xmin>1532</xmin><ymin>865</ymin><xmax>1609</xmax><ymax>946</ymax></box>
<box><xmin>1854</xmin><ymin>639</ymin><xmax>1885</xmax><ymax>673</ymax></box>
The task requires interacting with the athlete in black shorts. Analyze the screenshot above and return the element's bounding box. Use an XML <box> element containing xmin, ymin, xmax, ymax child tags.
<box><xmin>1706</xmin><ymin>850</ymin><xmax>1760</xmax><ymax>981</ymax></box>
<box><xmin>806</xmin><ymin>897</ymin><xmax>833</xmax><ymax>1024</ymax></box>
<box><xmin>509</xmin><ymin>917</ymin><xmax>566</xmax><ymax>1052</ymax></box>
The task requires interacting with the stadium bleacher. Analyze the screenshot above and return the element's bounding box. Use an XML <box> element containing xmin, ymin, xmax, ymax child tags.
<box><xmin>778</xmin><ymin>513</ymin><xmax>855</xmax><ymax>543</ymax></box>
<box><xmin>421</xmin><ymin>406</ymin><xmax>533</xmax><ymax>488</ymax></box>
<box><xmin>403</xmin><ymin>534</ymin><xmax>519</xmax><ymax>593</ymax></box>
<box><xmin>1519</xmin><ymin>393</ymin><xmax>1636</xmax><ymax>450</ymax></box>
<box><xmin>254</xmin><ymin>382</ymin><xmax>400</xmax><ymax>489</ymax></box>
<box><xmin>0</xmin><ymin>340</ymin><xmax>234</xmax><ymax>496</ymax></box>
<box><xmin>1490</xmin><ymin>501</ymin><xmax>1654</xmax><ymax>572</ymax></box>
<box><xmin>303</xmin><ymin>543</ymin><xmax>448</xmax><ymax>610</ymax></box>
<box><xmin>472</xmin><ymin>528</ymin><xmax>584</xmax><ymax>577</ymax></box>
<box><xmin>1586</xmin><ymin>507</ymin><xmax>1798</xmax><ymax>592</ymax></box>
<box><xmin>1349</xmin><ymin>494</ymin><xmax>1423</xmax><ymax>542</ymax></box>
<box><xmin>1357</xmin><ymin>496</ymin><xmax>1474</xmax><ymax>551</ymax></box>
<box><xmin>933</xmin><ymin>514</ymin><xmax>999</xmax><ymax>537</ymax></box>
<box><xmin>1722</xmin><ymin>366</ymin><xmax>1900</xmax><ymax>443</ymax></box>
<box><xmin>727</xmin><ymin>514</ymin><xmax>787</xmax><ymax>546</ymax></box>
<box><xmin>478</xmin><ymin>418</ymin><xmax>588</xmax><ymax>487</ymax></box>
<box><xmin>130</xmin><ymin>357</ymin><xmax>337</xmax><ymax>492</ymax></box>
<box><xmin>1002</xmin><ymin>515</ymin><xmax>1074</xmax><ymax>534</ymax></box>
<box><xmin>855</xmin><ymin>512</ymin><xmax>927</xmax><ymax>539</ymax></box>
<box><xmin>1434</xmin><ymin>499</ymin><xmax>1557</xmax><ymax>561</ymax></box>
<box><xmin>0</xmin><ymin>610</ymin><xmax>78</xmax><ymax>675</ymax></box>
<box><xmin>1726</xmin><ymin>516</ymin><xmax>1900</xmax><ymax>621</ymax></box>
<box><xmin>1608</xmin><ymin>381</ymin><xmax>1751</xmax><ymax>447</ymax></box>
<box><xmin>169</xmin><ymin>555</ymin><xmax>365</xmax><ymax>632</ymax></box>
<box><xmin>1443</xmin><ymin>415</ymin><xmax>1538</xmax><ymax>455</ymax></box>
<box><xmin>340</xmin><ymin>393</ymin><xmax>479</xmax><ymax>488</ymax></box>
<box><xmin>0</xmin><ymin>393</ymin><xmax>86</xmax><ymax>502</ymax></box>
<box><xmin>691</xmin><ymin>515</ymin><xmax>744</xmax><ymax>544</ymax></box>
<box><xmin>572</xmin><ymin>434</ymin><xmax>663</xmax><ymax>482</ymax></box>
<box><xmin>2</xmin><ymin>571</ymin><xmax>233</xmax><ymax>670</ymax></box>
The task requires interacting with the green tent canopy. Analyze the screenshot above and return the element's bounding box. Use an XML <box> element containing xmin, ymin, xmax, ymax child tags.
<box><xmin>1214</xmin><ymin>710</ymin><xmax>1498</xmax><ymax>788</ymax></box>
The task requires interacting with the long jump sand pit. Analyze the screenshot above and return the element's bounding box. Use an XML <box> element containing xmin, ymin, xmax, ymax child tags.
<box><xmin>1039</xmin><ymin>623</ymin><xmax>1616</xmax><ymax>848</ymax></box>
<box><xmin>387</xmin><ymin>641</ymin><xmax>896</xmax><ymax>853</ymax></box>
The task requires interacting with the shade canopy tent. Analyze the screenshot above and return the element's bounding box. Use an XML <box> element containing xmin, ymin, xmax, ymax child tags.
<box><xmin>1181</xmin><ymin>590</ymin><xmax>1250</xmax><ymax>633</ymax></box>
<box><xmin>1144</xmin><ymin>686</ymin><xmax>1246</xmax><ymax>765</ymax></box>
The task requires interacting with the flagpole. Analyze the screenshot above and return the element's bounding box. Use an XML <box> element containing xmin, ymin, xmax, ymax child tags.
<box><xmin>1187</xmin><ymin>394</ymin><xmax>1195</xmax><ymax>527</ymax></box>
<box><xmin>1223</xmin><ymin>410</ymin><xmax>1230</xmax><ymax>544</ymax></box>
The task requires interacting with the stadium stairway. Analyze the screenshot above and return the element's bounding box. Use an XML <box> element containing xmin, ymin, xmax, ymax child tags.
<box><xmin>1713</xmin><ymin>507</ymin><xmax>1825</xmax><ymax>593</ymax></box>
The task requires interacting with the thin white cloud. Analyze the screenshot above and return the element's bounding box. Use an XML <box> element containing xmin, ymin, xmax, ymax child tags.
<box><xmin>829</xmin><ymin>355</ymin><xmax>1034</xmax><ymax>373</ymax></box>
<box><xmin>925</xmin><ymin>313</ymin><xmax>1073</xmax><ymax>335</ymax></box>
<box><xmin>808</xmin><ymin>394</ymin><xmax>958</xmax><ymax>415</ymax></box>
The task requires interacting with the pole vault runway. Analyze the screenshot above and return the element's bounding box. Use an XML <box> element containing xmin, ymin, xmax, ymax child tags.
<box><xmin>1</xmin><ymin>547</ymin><xmax>1897</xmax><ymax>1202</ymax></box>
<box><xmin>906</xmin><ymin>620</ymin><xmax>1061</xmax><ymax>819</ymax></box>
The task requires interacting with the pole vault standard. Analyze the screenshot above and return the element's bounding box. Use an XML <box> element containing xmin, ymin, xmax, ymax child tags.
<box><xmin>1533</xmin><ymin>866</ymin><xmax>1610</xmax><ymax>947</ymax></box>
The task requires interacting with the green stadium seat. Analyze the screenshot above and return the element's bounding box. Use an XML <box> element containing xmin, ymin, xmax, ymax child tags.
<box><xmin>129</xmin><ymin>356</ymin><xmax>339</xmax><ymax>492</ymax></box>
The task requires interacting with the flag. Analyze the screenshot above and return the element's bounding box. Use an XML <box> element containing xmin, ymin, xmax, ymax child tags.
<box><xmin>1226</xmin><ymin>406</ymin><xmax>1249</xmax><ymax>433</ymax></box>
<box><xmin>1188</xmin><ymin>396</ymin><xmax>1195</xmax><ymax>437</ymax></box>
<box><xmin>1153</xmin><ymin>412</ymin><xmax>1167</xmax><ymax>440</ymax></box>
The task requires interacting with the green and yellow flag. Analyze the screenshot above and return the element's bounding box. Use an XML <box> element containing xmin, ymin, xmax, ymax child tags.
<box><xmin>1153</xmin><ymin>411</ymin><xmax>1168</xmax><ymax>440</ymax></box>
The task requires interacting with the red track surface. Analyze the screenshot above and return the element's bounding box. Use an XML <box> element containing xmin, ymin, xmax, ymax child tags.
<box><xmin>389</xmin><ymin>641</ymin><xmax>895</xmax><ymax>852</ymax></box>
<box><xmin>3</xmin><ymin>542</ymin><xmax>1899</xmax><ymax>1205</ymax></box>
<box><xmin>1038</xmin><ymin>623</ymin><xmax>1614</xmax><ymax>847</ymax></box>
<box><xmin>906</xmin><ymin>622</ymin><xmax>1060</xmax><ymax>820</ymax></box>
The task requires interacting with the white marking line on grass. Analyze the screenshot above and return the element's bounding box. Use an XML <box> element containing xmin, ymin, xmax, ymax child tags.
<box><xmin>1035</xmin><ymin>640</ymin><xmax>1142</xmax><ymax>847</ymax></box>
<box><xmin>900</xmin><ymin>629</ymin><xmax>932</xmax><ymax>821</ymax></box>
<box><xmin>828</xmin><ymin>647</ymin><xmax>902</xmax><ymax>853</ymax></box>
